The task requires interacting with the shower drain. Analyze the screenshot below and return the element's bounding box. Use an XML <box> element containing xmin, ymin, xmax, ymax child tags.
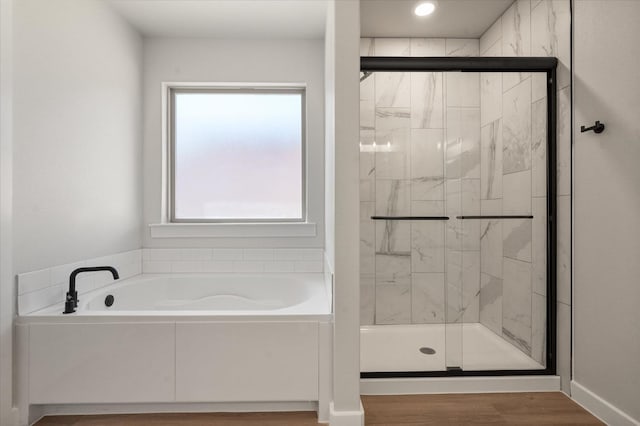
<box><xmin>419</xmin><ymin>347</ymin><xmax>436</xmax><ymax>355</ymax></box>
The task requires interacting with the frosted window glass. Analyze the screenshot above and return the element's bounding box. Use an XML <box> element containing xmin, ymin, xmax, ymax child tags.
<box><xmin>172</xmin><ymin>91</ymin><xmax>303</xmax><ymax>221</ymax></box>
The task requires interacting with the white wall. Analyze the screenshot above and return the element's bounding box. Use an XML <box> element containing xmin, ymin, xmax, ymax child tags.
<box><xmin>13</xmin><ymin>0</ymin><xmax>143</xmax><ymax>274</ymax></box>
<box><xmin>142</xmin><ymin>38</ymin><xmax>325</xmax><ymax>248</ymax></box>
<box><xmin>573</xmin><ymin>1</ymin><xmax>640</xmax><ymax>423</ymax></box>
<box><xmin>327</xmin><ymin>0</ymin><xmax>362</xmax><ymax>423</ymax></box>
<box><xmin>0</xmin><ymin>0</ymin><xmax>14</xmax><ymax>422</ymax></box>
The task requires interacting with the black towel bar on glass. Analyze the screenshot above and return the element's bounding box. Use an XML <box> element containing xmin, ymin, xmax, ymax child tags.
<box><xmin>370</xmin><ymin>216</ymin><xmax>450</xmax><ymax>221</ymax></box>
<box><xmin>456</xmin><ymin>215</ymin><xmax>534</xmax><ymax>219</ymax></box>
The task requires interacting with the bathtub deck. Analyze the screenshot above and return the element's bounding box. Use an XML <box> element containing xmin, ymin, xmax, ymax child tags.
<box><xmin>34</xmin><ymin>392</ymin><xmax>603</xmax><ymax>425</ymax></box>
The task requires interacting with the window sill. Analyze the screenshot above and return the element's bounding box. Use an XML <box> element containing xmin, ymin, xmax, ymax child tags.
<box><xmin>149</xmin><ymin>222</ymin><xmax>317</xmax><ymax>238</ymax></box>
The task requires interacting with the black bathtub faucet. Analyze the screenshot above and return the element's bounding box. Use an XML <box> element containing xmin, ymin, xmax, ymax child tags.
<box><xmin>63</xmin><ymin>266</ymin><xmax>119</xmax><ymax>314</ymax></box>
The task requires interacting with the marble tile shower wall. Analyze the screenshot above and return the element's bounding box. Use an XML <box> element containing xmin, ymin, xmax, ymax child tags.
<box><xmin>359</xmin><ymin>37</ymin><xmax>482</xmax><ymax>326</ymax></box>
<box><xmin>478</xmin><ymin>0</ymin><xmax>571</xmax><ymax>368</ymax></box>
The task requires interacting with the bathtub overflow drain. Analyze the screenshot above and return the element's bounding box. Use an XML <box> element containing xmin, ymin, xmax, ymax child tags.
<box><xmin>419</xmin><ymin>347</ymin><xmax>436</xmax><ymax>355</ymax></box>
<box><xmin>105</xmin><ymin>295</ymin><xmax>114</xmax><ymax>307</ymax></box>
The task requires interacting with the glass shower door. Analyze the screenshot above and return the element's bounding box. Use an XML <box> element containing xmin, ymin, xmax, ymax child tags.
<box><xmin>359</xmin><ymin>64</ymin><xmax>551</xmax><ymax>375</ymax></box>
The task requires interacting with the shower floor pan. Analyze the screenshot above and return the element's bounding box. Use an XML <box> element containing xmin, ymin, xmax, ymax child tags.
<box><xmin>361</xmin><ymin>323</ymin><xmax>544</xmax><ymax>373</ymax></box>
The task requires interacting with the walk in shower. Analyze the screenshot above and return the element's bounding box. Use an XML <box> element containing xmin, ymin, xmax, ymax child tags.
<box><xmin>359</xmin><ymin>54</ymin><xmax>557</xmax><ymax>376</ymax></box>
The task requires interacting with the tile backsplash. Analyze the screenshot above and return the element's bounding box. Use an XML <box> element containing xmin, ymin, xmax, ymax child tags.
<box><xmin>17</xmin><ymin>247</ymin><xmax>325</xmax><ymax>315</ymax></box>
<box><xmin>142</xmin><ymin>248</ymin><xmax>324</xmax><ymax>274</ymax></box>
<box><xmin>17</xmin><ymin>249</ymin><xmax>142</xmax><ymax>315</ymax></box>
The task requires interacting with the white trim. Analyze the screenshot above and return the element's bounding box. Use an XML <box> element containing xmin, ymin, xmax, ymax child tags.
<box><xmin>571</xmin><ymin>381</ymin><xmax>639</xmax><ymax>426</ymax></box>
<box><xmin>361</xmin><ymin>375</ymin><xmax>561</xmax><ymax>395</ymax></box>
<box><xmin>329</xmin><ymin>401</ymin><xmax>364</xmax><ymax>426</ymax></box>
<box><xmin>160</xmin><ymin>81</ymin><xmax>309</xmax><ymax>227</ymax></box>
<box><xmin>149</xmin><ymin>222</ymin><xmax>317</xmax><ymax>238</ymax></box>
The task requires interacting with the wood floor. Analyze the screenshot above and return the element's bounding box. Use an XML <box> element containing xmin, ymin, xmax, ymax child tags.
<box><xmin>35</xmin><ymin>392</ymin><xmax>603</xmax><ymax>425</ymax></box>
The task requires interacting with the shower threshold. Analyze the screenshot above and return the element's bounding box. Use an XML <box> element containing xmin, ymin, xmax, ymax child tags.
<box><xmin>361</xmin><ymin>323</ymin><xmax>544</xmax><ymax>373</ymax></box>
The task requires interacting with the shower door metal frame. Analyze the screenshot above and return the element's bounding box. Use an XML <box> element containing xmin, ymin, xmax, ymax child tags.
<box><xmin>360</xmin><ymin>56</ymin><xmax>558</xmax><ymax>378</ymax></box>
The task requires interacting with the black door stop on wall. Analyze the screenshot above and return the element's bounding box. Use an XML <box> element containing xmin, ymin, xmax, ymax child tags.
<box><xmin>581</xmin><ymin>121</ymin><xmax>605</xmax><ymax>134</ymax></box>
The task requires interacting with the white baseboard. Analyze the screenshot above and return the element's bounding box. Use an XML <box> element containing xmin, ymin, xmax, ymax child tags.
<box><xmin>361</xmin><ymin>375</ymin><xmax>560</xmax><ymax>395</ymax></box>
<box><xmin>571</xmin><ymin>381</ymin><xmax>639</xmax><ymax>426</ymax></box>
<box><xmin>329</xmin><ymin>401</ymin><xmax>364</xmax><ymax>426</ymax></box>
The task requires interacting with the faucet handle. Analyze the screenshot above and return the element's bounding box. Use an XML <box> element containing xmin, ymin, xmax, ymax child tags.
<box><xmin>63</xmin><ymin>297</ymin><xmax>76</xmax><ymax>314</ymax></box>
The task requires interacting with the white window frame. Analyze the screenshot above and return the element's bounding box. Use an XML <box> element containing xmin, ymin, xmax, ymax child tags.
<box><xmin>152</xmin><ymin>82</ymin><xmax>316</xmax><ymax>238</ymax></box>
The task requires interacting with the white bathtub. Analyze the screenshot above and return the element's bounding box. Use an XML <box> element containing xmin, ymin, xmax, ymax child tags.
<box><xmin>16</xmin><ymin>273</ymin><xmax>333</xmax><ymax>425</ymax></box>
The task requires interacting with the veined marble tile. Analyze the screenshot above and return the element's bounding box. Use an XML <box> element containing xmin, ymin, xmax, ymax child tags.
<box><xmin>446</xmin><ymin>108</ymin><xmax>481</xmax><ymax>179</ymax></box>
<box><xmin>377</xmin><ymin>219</ymin><xmax>411</xmax><ymax>257</ymax></box>
<box><xmin>503</xmin><ymin>170</ymin><xmax>531</xmax><ymax>214</ymax></box>
<box><xmin>411</xmin><ymin>221</ymin><xmax>445</xmax><ymax>273</ymax></box>
<box><xmin>481</xmin><ymin>119</ymin><xmax>503</xmax><ymax>200</ymax></box>
<box><xmin>503</xmin><ymin>257</ymin><xmax>533</xmax><ymax>356</ymax></box>
<box><xmin>360</xmin><ymin>179</ymin><xmax>375</xmax><ymax>202</ymax></box>
<box><xmin>410</xmin><ymin>38</ymin><xmax>445</xmax><ymax>56</ymax></box>
<box><xmin>445</xmin><ymin>178</ymin><xmax>461</xmax><ymax>217</ymax></box>
<box><xmin>445</xmin><ymin>180</ymin><xmax>462</xmax><ymax>251</ymax></box>
<box><xmin>557</xmin><ymin>86</ymin><xmax>571</xmax><ymax>196</ymax></box>
<box><xmin>360</xmin><ymin>76</ymin><xmax>375</xmax><ymax>131</ymax></box>
<box><xmin>375</xmin><ymin>108</ymin><xmax>411</xmax><ymax>179</ymax></box>
<box><xmin>360</xmin><ymin>274</ymin><xmax>375</xmax><ymax>325</ymax></box>
<box><xmin>360</xmin><ymin>130</ymin><xmax>375</xmax><ymax>180</ymax></box>
<box><xmin>375</xmin><ymin>179</ymin><xmax>411</xmax><ymax>216</ymax></box>
<box><xmin>446</xmin><ymin>73</ymin><xmax>480</xmax><ymax>108</ymax></box>
<box><xmin>445</xmin><ymin>250</ymin><xmax>463</xmax><ymax>322</ymax></box>
<box><xmin>503</xmin><ymin>72</ymin><xmax>531</xmax><ymax>94</ymax></box>
<box><xmin>532</xmin><ymin>99</ymin><xmax>548</xmax><ymax>197</ymax></box>
<box><xmin>360</xmin><ymin>202</ymin><xmax>375</xmax><ymax>275</ymax></box>
<box><xmin>461</xmin><ymin>179</ymin><xmax>481</xmax><ymax>251</ymax></box>
<box><xmin>502</xmin><ymin>0</ymin><xmax>531</xmax><ymax>57</ymax></box>
<box><xmin>410</xmin><ymin>129</ymin><xmax>444</xmax><ymax>200</ymax></box>
<box><xmin>557</xmin><ymin>195</ymin><xmax>570</xmax><ymax>305</ymax></box>
<box><xmin>531</xmin><ymin>293</ymin><xmax>547</xmax><ymax>366</ymax></box>
<box><xmin>481</xmin><ymin>199</ymin><xmax>502</xmax><ymax>216</ymax></box>
<box><xmin>374</xmin><ymin>38</ymin><xmax>410</xmax><ymax>56</ymax></box>
<box><xmin>532</xmin><ymin>197</ymin><xmax>547</xmax><ymax>296</ymax></box>
<box><xmin>411</xmin><ymin>72</ymin><xmax>444</xmax><ymax>129</ymax></box>
<box><xmin>481</xmin><ymin>72</ymin><xmax>502</xmax><ymax>126</ymax></box>
<box><xmin>501</xmin><ymin>0</ymin><xmax>531</xmax><ymax>90</ymax></box>
<box><xmin>461</xmin><ymin>251</ymin><xmax>481</xmax><ymax>323</ymax></box>
<box><xmin>445</xmin><ymin>39</ymin><xmax>479</xmax><ymax>57</ymax></box>
<box><xmin>375</xmin><ymin>253</ymin><xmax>411</xmax><ymax>282</ymax></box>
<box><xmin>375</xmin><ymin>72</ymin><xmax>410</xmax><ymax>108</ymax></box>
<box><xmin>480</xmin><ymin>219</ymin><xmax>503</xmax><ymax>278</ymax></box>
<box><xmin>462</xmin><ymin>179</ymin><xmax>481</xmax><ymax>215</ymax></box>
<box><xmin>480</xmin><ymin>273</ymin><xmax>503</xmax><ymax>336</ymax></box>
<box><xmin>532</xmin><ymin>72</ymin><xmax>547</xmax><ymax>102</ymax></box>
<box><xmin>360</xmin><ymin>38</ymin><xmax>374</xmax><ymax>56</ymax></box>
<box><xmin>503</xmin><ymin>218</ymin><xmax>533</xmax><ymax>262</ymax></box>
<box><xmin>411</xmin><ymin>273</ymin><xmax>445</xmax><ymax>324</ymax></box>
<box><xmin>503</xmin><ymin>78</ymin><xmax>532</xmax><ymax>174</ymax></box>
<box><xmin>480</xmin><ymin>17</ymin><xmax>502</xmax><ymax>56</ymax></box>
<box><xmin>531</xmin><ymin>0</ymin><xmax>571</xmax><ymax>90</ymax></box>
<box><xmin>411</xmin><ymin>200</ymin><xmax>445</xmax><ymax>216</ymax></box>
<box><xmin>375</xmin><ymin>281</ymin><xmax>411</xmax><ymax>325</ymax></box>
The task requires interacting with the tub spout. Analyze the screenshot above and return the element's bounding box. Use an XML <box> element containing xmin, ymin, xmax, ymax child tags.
<box><xmin>63</xmin><ymin>266</ymin><xmax>119</xmax><ymax>314</ymax></box>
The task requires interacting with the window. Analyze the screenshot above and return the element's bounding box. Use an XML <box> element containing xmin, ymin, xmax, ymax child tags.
<box><xmin>168</xmin><ymin>86</ymin><xmax>305</xmax><ymax>222</ymax></box>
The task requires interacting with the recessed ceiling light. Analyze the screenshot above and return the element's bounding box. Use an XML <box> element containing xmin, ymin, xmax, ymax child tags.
<box><xmin>414</xmin><ymin>1</ymin><xmax>437</xmax><ymax>17</ymax></box>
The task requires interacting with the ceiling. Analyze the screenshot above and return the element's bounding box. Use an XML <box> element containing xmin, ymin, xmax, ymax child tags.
<box><xmin>361</xmin><ymin>0</ymin><xmax>515</xmax><ymax>38</ymax></box>
<box><xmin>107</xmin><ymin>0</ymin><xmax>513</xmax><ymax>40</ymax></box>
<box><xmin>106</xmin><ymin>0</ymin><xmax>327</xmax><ymax>39</ymax></box>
